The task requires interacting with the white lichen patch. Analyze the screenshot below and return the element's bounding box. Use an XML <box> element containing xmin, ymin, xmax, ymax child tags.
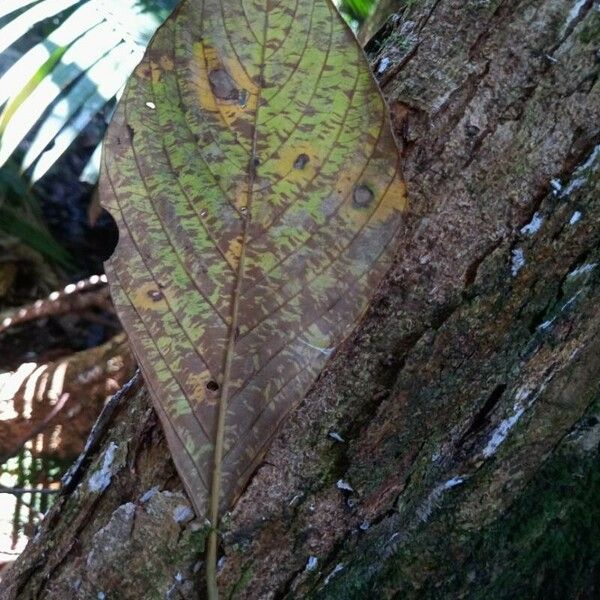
<box><xmin>306</xmin><ymin>555</ymin><xmax>318</xmax><ymax>571</ymax></box>
<box><xmin>569</xmin><ymin>210</ymin><xmax>582</xmax><ymax>225</ymax></box>
<box><xmin>561</xmin><ymin>290</ymin><xmax>583</xmax><ymax>312</ymax></box>
<box><xmin>140</xmin><ymin>486</ymin><xmax>159</xmax><ymax>503</ymax></box>
<box><xmin>336</xmin><ymin>479</ymin><xmax>354</xmax><ymax>492</ymax></box>
<box><xmin>378</xmin><ymin>57</ymin><xmax>390</xmax><ymax>74</ymax></box>
<box><xmin>324</xmin><ymin>563</ymin><xmax>344</xmax><ymax>585</ymax></box>
<box><xmin>88</xmin><ymin>442</ymin><xmax>118</xmax><ymax>493</ymax></box>
<box><xmin>172</xmin><ymin>504</ymin><xmax>194</xmax><ymax>524</ymax></box>
<box><xmin>416</xmin><ymin>475</ymin><xmax>466</xmax><ymax>523</ymax></box>
<box><xmin>442</xmin><ymin>476</ymin><xmax>464</xmax><ymax>490</ymax></box>
<box><xmin>511</xmin><ymin>248</ymin><xmax>526</xmax><ymax>276</ymax></box>
<box><xmin>418</xmin><ymin>476</ymin><xmax>465</xmax><ymax>524</ymax></box>
<box><xmin>561</xmin><ymin>145</ymin><xmax>600</xmax><ymax>197</ymax></box>
<box><xmin>537</xmin><ymin>318</ymin><xmax>556</xmax><ymax>332</ymax></box>
<box><xmin>481</xmin><ymin>377</ymin><xmax>554</xmax><ymax>460</ymax></box>
<box><xmin>514</xmin><ymin>387</ymin><xmax>531</xmax><ymax>404</ymax></box>
<box><xmin>482</xmin><ymin>408</ymin><xmax>525</xmax><ymax>458</ymax></box>
<box><xmin>567</xmin><ymin>263</ymin><xmax>597</xmax><ymax>279</ymax></box>
<box><xmin>562</xmin><ymin>0</ymin><xmax>588</xmax><ymax>35</ymax></box>
<box><xmin>520</xmin><ymin>212</ymin><xmax>544</xmax><ymax>235</ymax></box>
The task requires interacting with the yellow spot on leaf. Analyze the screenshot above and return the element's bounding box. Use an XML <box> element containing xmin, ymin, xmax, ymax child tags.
<box><xmin>274</xmin><ymin>143</ymin><xmax>316</xmax><ymax>183</ymax></box>
<box><xmin>373</xmin><ymin>175</ymin><xmax>408</xmax><ymax>222</ymax></box>
<box><xmin>186</xmin><ymin>370</ymin><xmax>212</xmax><ymax>403</ymax></box>
<box><xmin>160</xmin><ymin>55</ymin><xmax>175</xmax><ymax>71</ymax></box>
<box><xmin>225</xmin><ymin>236</ymin><xmax>243</xmax><ymax>268</ymax></box>
<box><xmin>132</xmin><ymin>282</ymin><xmax>167</xmax><ymax>311</ymax></box>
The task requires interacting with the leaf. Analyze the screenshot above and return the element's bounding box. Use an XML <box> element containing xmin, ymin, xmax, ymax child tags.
<box><xmin>2</xmin><ymin>21</ymin><xmax>125</xmax><ymax>169</ymax></box>
<box><xmin>0</xmin><ymin>0</ymin><xmax>178</xmax><ymax>181</ymax></box>
<box><xmin>99</xmin><ymin>0</ymin><xmax>406</xmax><ymax>589</ymax></box>
<box><xmin>0</xmin><ymin>0</ymin><xmax>83</xmax><ymax>55</ymax></box>
<box><xmin>28</xmin><ymin>46</ymin><xmax>142</xmax><ymax>181</ymax></box>
<box><xmin>339</xmin><ymin>0</ymin><xmax>377</xmax><ymax>22</ymax></box>
<box><xmin>0</xmin><ymin>161</ymin><xmax>74</xmax><ymax>269</ymax></box>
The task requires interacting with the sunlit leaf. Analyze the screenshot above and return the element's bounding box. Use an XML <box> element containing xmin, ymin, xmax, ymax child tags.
<box><xmin>0</xmin><ymin>1</ymin><xmax>105</xmax><ymax>108</ymax></box>
<box><xmin>0</xmin><ymin>0</ymin><xmax>83</xmax><ymax>55</ymax></box>
<box><xmin>0</xmin><ymin>0</ymin><xmax>178</xmax><ymax>180</ymax></box>
<box><xmin>100</xmin><ymin>0</ymin><xmax>406</xmax><ymax>588</ymax></box>
<box><xmin>0</xmin><ymin>0</ymin><xmax>43</xmax><ymax>20</ymax></box>
<box><xmin>0</xmin><ymin>47</ymin><xmax>69</xmax><ymax>141</ymax></box>
<box><xmin>29</xmin><ymin>47</ymin><xmax>142</xmax><ymax>181</ymax></box>
<box><xmin>79</xmin><ymin>141</ymin><xmax>104</xmax><ymax>185</ymax></box>
<box><xmin>0</xmin><ymin>17</ymin><xmax>126</xmax><ymax>156</ymax></box>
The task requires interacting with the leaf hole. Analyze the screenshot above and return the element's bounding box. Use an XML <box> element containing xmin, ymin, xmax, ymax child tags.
<box><xmin>147</xmin><ymin>289</ymin><xmax>163</xmax><ymax>302</ymax></box>
<box><xmin>249</xmin><ymin>156</ymin><xmax>259</xmax><ymax>174</ymax></box>
<box><xmin>208</xmin><ymin>68</ymin><xmax>239</xmax><ymax>101</ymax></box>
<box><xmin>352</xmin><ymin>184</ymin><xmax>374</xmax><ymax>209</ymax></box>
<box><xmin>293</xmin><ymin>153</ymin><xmax>310</xmax><ymax>169</ymax></box>
<box><xmin>206</xmin><ymin>380</ymin><xmax>219</xmax><ymax>391</ymax></box>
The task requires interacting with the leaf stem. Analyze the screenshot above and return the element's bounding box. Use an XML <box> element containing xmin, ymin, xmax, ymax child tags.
<box><xmin>205</xmin><ymin>3</ymin><xmax>270</xmax><ymax>597</ymax></box>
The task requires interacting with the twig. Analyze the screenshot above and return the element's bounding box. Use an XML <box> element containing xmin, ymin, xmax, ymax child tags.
<box><xmin>0</xmin><ymin>486</ymin><xmax>60</xmax><ymax>495</ymax></box>
<box><xmin>0</xmin><ymin>275</ymin><xmax>110</xmax><ymax>334</ymax></box>
<box><xmin>61</xmin><ymin>370</ymin><xmax>141</xmax><ymax>494</ymax></box>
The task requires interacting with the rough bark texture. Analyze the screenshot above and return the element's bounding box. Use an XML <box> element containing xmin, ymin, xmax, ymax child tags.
<box><xmin>2</xmin><ymin>0</ymin><xmax>599</xmax><ymax>598</ymax></box>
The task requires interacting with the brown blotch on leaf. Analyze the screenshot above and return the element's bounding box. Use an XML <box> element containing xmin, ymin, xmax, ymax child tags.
<box><xmin>353</xmin><ymin>184</ymin><xmax>374</xmax><ymax>209</ymax></box>
<box><xmin>209</xmin><ymin>68</ymin><xmax>239</xmax><ymax>101</ymax></box>
<box><xmin>147</xmin><ymin>289</ymin><xmax>163</xmax><ymax>301</ymax></box>
<box><xmin>206</xmin><ymin>380</ymin><xmax>219</xmax><ymax>391</ymax></box>
<box><xmin>293</xmin><ymin>153</ymin><xmax>310</xmax><ymax>169</ymax></box>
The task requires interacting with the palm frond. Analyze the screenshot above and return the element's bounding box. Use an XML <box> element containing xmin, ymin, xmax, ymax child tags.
<box><xmin>0</xmin><ymin>0</ymin><xmax>178</xmax><ymax>183</ymax></box>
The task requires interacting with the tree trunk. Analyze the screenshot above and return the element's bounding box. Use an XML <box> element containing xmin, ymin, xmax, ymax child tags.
<box><xmin>2</xmin><ymin>0</ymin><xmax>599</xmax><ymax>598</ymax></box>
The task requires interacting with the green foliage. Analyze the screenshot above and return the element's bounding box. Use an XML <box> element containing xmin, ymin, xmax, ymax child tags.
<box><xmin>0</xmin><ymin>0</ymin><xmax>179</xmax><ymax>183</ymax></box>
<box><xmin>0</xmin><ymin>159</ymin><xmax>73</xmax><ymax>268</ymax></box>
<box><xmin>337</xmin><ymin>0</ymin><xmax>379</xmax><ymax>23</ymax></box>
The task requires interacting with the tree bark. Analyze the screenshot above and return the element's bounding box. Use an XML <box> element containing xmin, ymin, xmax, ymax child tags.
<box><xmin>2</xmin><ymin>0</ymin><xmax>599</xmax><ymax>598</ymax></box>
